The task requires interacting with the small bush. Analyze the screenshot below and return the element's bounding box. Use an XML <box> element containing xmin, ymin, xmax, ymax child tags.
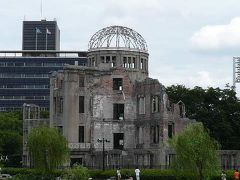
<box><xmin>63</xmin><ymin>165</ymin><xmax>90</xmax><ymax>180</ymax></box>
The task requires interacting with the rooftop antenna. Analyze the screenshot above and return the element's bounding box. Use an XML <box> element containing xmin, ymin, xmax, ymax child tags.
<box><xmin>40</xmin><ymin>0</ymin><xmax>43</xmax><ymax>20</ymax></box>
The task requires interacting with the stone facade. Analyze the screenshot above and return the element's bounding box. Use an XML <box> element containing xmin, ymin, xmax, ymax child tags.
<box><xmin>22</xmin><ymin>26</ymin><xmax>240</xmax><ymax>169</ymax></box>
<box><xmin>49</xmin><ymin>45</ymin><xmax>193</xmax><ymax>168</ymax></box>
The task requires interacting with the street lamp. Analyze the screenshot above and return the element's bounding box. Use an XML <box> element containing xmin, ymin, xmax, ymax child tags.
<box><xmin>97</xmin><ymin>138</ymin><xmax>110</xmax><ymax>171</ymax></box>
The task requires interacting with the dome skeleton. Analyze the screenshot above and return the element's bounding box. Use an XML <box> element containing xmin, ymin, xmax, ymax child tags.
<box><xmin>88</xmin><ymin>26</ymin><xmax>148</xmax><ymax>52</ymax></box>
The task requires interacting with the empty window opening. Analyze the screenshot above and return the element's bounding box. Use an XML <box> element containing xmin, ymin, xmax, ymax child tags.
<box><xmin>88</xmin><ymin>58</ymin><xmax>91</xmax><ymax>66</ymax></box>
<box><xmin>79</xmin><ymin>96</ymin><xmax>84</xmax><ymax>113</ymax></box>
<box><xmin>136</xmin><ymin>127</ymin><xmax>140</xmax><ymax>144</ymax></box>
<box><xmin>113</xmin><ymin>104</ymin><xmax>124</xmax><ymax>120</ymax></box>
<box><xmin>59</xmin><ymin>97</ymin><xmax>63</xmax><ymax>113</ymax></box>
<box><xmin>150</xmin><ymin>125</ymin><xmax>159</xmax><ymax>144</ymax></box>
<box><xmin>91</xmin><ymin>58</ymin><xmax>95</xmax><ymax>66</ymax></box>
<box><xmin>79</xmin><ymin>76</ymin><xmax>84</xmax><ymax>87</ymax></box>
<box><xmin>156</xmin><ymin>125</ymin><xmax>159</xmax><ymax>143</ymax></box>
<box><xmin>152</xmin><ymin>95</ymin><xmax>160</xmax><ymax>113</ymax></box>
<box><xmin>100</xmin><ymin>56</ymin><xmax>105</xmax><ymax>63</ymax></box>
<box><xmin>167</xmin><ymin>154</ymin><xmax>175</xmax><ymax>166</ymax></box>
<box><xmin>90</xmin><ymin>96</ymin><xmax>93</xmax><ymax>116</ymax></box>
<box><xmin>70</xmin><ymin>158</ymin><xmax>83</xmax><ymax>167</ymax></box>
<box><xmin>54</xmin><ymin>97</ymin><xmax>57</xmax><ymax>114</ymax></box>
<box><xmin>128</xmin><ymin>57</ymin><xmax>131</xmax><ymax>68</ymax></box>
<box><xmin>58</xmin><ymin>126</ymin><xmax>63</xmax><ymax>134</ymax></box>
<box><xmin>132</xmin><ymin>57</ymin><xmax>136</xmax><ymax>68</ymax></box>
<box><xmin>138</xmin><ymin>97</ymin><xmax>145</xmax><ymax>114</ymax></box>
<box><xmin>113</xmin><ymin>133</ymin><xmax>124</xmax><ymax>150</ymax></box>
<box><xmin>112</xmin><ymin>56</ymin><xmax>116</xmax><ymax>67</ymax></box>
<box><xmin>123</xmin><ymin>57</ymin><xmax>127</xmax><ymax>68</ymax></box>
<box><xmin>79</xmin><ymin>126</ymin><xmax>84</xmax><ymax>143</ymax></box>
<box><xmin>168</xmin><ymin>123</ymin><xmax>174</xmax><ymax>138</ymax></box>
<box><xmin>144</xmin><ymin>59</ymin><xmax>147</xmax><ymax>70</ymax></box>
<box><xmin>113</xmin><ymin>78</ymin><xmax>123</xmax><ymax>90</ymax></box>
<box><xmin>106</xmin><ymin>56</ymin><xmax>111</xmax><ymax>63</ymax></box>
<box><xmin>140</xmin><ymin>58</ymin><xmax>143</xmax><ymax>69</ymax></box>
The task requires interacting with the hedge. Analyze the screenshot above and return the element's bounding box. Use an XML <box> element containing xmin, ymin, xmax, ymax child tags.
<box><xmin>1</xmin><ymin>167</ymin><xmax>236</xmax><ymax>180</ymax></box>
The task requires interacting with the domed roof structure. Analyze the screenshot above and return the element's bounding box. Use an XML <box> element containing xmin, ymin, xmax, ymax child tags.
<box><xmin>88</xmin><ymin>26</ymin><xmax>148</xmax><ymax>52</ymax></box>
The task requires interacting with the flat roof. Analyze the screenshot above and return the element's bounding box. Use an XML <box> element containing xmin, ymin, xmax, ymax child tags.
<box><xmin>0</xmin><ymin>50</ymin><xmax>87</xmax><ymax>58</ymax></box>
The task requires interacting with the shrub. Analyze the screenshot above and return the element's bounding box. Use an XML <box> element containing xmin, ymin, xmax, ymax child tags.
<box><xmin>62</xmin><ymin>165</ymin><xmax>90</xmax><ymax>180</ymax></box>
<box><xmin>1</xmin><ymin>167</ymin><xmax>236</xmax><ymax>180</ymax></box>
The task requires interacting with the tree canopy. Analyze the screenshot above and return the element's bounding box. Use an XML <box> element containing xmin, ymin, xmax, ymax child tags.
<box><xmin>0</xmin><ymin>111</ymin><xmax>22</xmax><ymax>167</ymax></box>
<box><xmin>166</xmin><ymin>85</ymin><xmax>240</xmax><ymax>149</ymax></box>
<box><xmin>168</xmin><ymin>123</ymin><xmax>220</xmax><ymax>180</ymax></box>
<box><xmin>27</xmin><ymin>127</ymin><xmax>69</xmax><ymax>170</ymax></box>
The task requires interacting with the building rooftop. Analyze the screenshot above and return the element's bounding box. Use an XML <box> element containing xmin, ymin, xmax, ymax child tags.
<box><xmin>0</xmin><ymin>50</ymin><xmax>87</xmax><ymax>57</ymax></box>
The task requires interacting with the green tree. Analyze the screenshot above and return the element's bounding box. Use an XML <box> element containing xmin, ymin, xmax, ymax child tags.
<box><xmin>166</xmin><ymin>85</ymin><xmax>240</xmax><ymax>149</ymax></box>
<box><xmin>27</xmin><ymin>127</ymin><xmax>69</xmax><ymax>170</ymax></box>
<box><xmin>0</xmin><ymin>111</ymin><xmax>22</xmax><ymax>167</ymax></box>
<box><xmin>168</xmin><ymin>123</ymin><xmax>220</xmax><ymax>180</ymax></box>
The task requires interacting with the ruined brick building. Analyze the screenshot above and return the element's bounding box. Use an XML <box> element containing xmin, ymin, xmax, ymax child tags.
<box><xmin>49</xmin><ymin>26</ymin><xmax>193</xmax><ymax>168</ymax></box>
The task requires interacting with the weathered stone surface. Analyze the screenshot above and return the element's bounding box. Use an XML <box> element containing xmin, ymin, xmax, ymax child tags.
<box><xmin>49</xmin><ymin>48</ymin><xmax>193</xmax><ymax>168</ymax></box>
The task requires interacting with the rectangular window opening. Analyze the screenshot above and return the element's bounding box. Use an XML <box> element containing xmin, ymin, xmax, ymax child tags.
<box><xmin>54</xmin><ymin>97</ymin><xmax>57</xmax><ymax>114</ymax></box>
<box><xmin>140</xmin><ymin>58</ymin><xmax>143</xmax><ymax>69</ymax></box>
<box><xmin>168</xmin><ymin>123</ymin><xmax>174</xmax><ymax>138</ymax></box>
<box><xmin>59</xmin><ymin>97</ymin><xmax>63</xmax><ymax>113</ymax></box>
<box><xmin>58</xmin><ymin>126</ymin><xmax>63</xmax><ymax>134</ymax></box>
<box><xmin>91</xmin><ymin>58</ymin><xmax>95</xmax><ymax>66</ymax></box>
<box><xmin>70</xmin><ymin>158</ymin><xmax>83</xmax><ymax>167</ymax></box>
<box><xmin>132</xmin><ymin>57</ymin><xmax>136</xmax><ymax>68</ymax></box>
<box><xmin>145</xmin><ymin>59</ymin><xmax>148</xmax><ymax>70</ymax></box>
<box><xmin>113</xmin><ymin>104</ymin><xmax>124</xmax><ymax>120</ymax></box>
<box><xmin>113</xmin><ymin>78</ymin><xmax>123</xmax><ymax>90</ymax></box>
<box><xmin>152</xmin><ymin>95</ymin><xmax>160</xmax><ymax>113</ymax></box>
<box><xmin>113</xmin><ymin>133</ymin><xmax>124</xmax><ymax>150</ymax></box>
<box><xmin>106</xmin><ymin>56</ymin><xmax>111</xmax><ymax>63</ymax></box>
<box><xmin>150</xmin><ymin>126</ymin><xmax>159</xmax><ymax>144</ymax></box>
<box><xmin>100</xmin><ymin>56</ymin><xmax>105</xmax><ymax>63</ymax></box>
<box><xmin>79</xmin><ymin>126</ymin><xmax>84</xmax><ymax>143</ymax></box>
<box><xmin>112</xmin><ymin>56</ymin><xmax>116</xmax><ymax>67</ymax></box>
<box><xmin>79</xmin><ymin>96</ymin><xmax>85</xmax><ymax>113</ymax></box>
<box><xmin>123</xmin><ymin>57</ymin><xmax>127</xmax><ymax>68</ymax></box>
<box><xmin>128</xmin><ymin>57</ymin><xmax>131</xmax><ymax>68</ymax></box>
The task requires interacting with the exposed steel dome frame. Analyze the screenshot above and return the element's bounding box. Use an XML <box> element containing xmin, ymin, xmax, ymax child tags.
<box><xmin>88</xmin><ymin>26</ymin><xmax>148</xmax><ymax>52</ymax></box>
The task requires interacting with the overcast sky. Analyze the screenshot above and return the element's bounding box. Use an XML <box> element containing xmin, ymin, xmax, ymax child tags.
<box><xmin>1</xmin><ymin>0</ymin><xmax>240</xmax><ymax>90</ymax></box>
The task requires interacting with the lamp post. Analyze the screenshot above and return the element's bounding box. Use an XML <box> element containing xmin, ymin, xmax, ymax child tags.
<box><xmin>97</xmin><ymin>138</ymin><xmax>110</xmax><ymax>171</ymax></box>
